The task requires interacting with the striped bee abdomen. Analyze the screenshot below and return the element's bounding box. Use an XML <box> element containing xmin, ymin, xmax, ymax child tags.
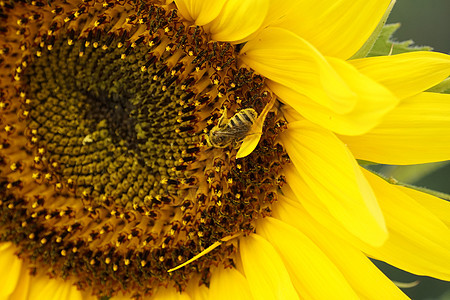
<box><xmin>207</xmin><ymin>108</ymin><xmax>258</xmax><ymax>148</ymax></box>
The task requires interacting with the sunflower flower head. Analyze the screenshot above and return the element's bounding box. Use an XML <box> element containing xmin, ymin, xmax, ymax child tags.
<box><xmin>1</xmin><ymin>0</ymin><xmax>450</xmax><ymax>299</ymax></box>
<box><xmin>0</xmin><ymin>0</ymin><xmax>290</xmax><ymax>297</ymax></box>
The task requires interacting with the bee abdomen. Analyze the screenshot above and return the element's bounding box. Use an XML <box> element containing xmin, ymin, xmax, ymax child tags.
<box><xmin>227</xmin><ymin>108</ymin><xmax>257</xmax><ymax>129</ymax></box>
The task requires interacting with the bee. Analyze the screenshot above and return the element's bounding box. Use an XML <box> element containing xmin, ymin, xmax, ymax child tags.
<box><xmin>206</xmin><ymin>107</ymin><xmax>258</xmax><ymax>148</ymax></box>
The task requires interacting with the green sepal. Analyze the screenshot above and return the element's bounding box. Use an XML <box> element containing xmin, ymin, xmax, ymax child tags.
<box><xmin>362</xmin><ymin>166</ymin><xmax>450</xmax><ymax>201</ymax></box>
<box><xmin>356</xmin><ymin>159</ymin><xmax>379</xmax><ymax>166</ymax></box>
<box><xmin>426</xmin><ymin>77</ymin><xmax>450</xmax><ymax>94</ymax></box>
<box><xmin>366</xmin><ymin>23</ymin><xmax>432</xmax><ymax>57</ymax></box>
<box><xmin>350</xmin><ymin>0</ymin><xmax>396</xmax><ymax>59</ymax></box>
<box><xmin>376</xmin><ymin>162</ymin><xmax>449</xmax><ymax>184</ymax></box>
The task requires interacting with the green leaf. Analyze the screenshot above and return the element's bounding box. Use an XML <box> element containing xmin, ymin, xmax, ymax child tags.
<box><xmin>366</xmin><ymin>23</ymin><xmax>432</xmax><ymax>57</ymax></box>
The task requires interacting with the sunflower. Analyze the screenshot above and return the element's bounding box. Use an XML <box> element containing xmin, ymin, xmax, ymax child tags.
<box><xmin>1</xmin><ymin>0</ymin><xmax>449</xmax><ymax>299</ymax></box>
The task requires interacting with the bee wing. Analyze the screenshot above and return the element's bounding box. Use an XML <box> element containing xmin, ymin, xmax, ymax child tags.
<box><xmin>215</xmin><ymin>125</ymin><xmax>252</xmax><ymax>137</ymax></box>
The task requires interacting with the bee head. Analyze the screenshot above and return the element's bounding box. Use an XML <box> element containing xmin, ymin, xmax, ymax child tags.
<box><xmin>206</xmin><ymin>128</ymin><xmax>224</xmax><ymax>147</ymax></box>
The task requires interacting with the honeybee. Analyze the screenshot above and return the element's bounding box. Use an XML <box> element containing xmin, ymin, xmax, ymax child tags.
<box><xmin>206</xmin><ymin>107</ymin><xmax>258</xmax><ymax>148</ymax></box>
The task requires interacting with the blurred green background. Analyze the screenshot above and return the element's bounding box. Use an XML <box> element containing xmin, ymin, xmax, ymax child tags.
<box><xmin>371</xmin><ymin>1</ymin><xmax>449</xmax><ymax>298</ymax></box>
<box><xmin>387</xmin><ymin>0</ymin><xmax>450</xmax><ymax>54</ymax></box>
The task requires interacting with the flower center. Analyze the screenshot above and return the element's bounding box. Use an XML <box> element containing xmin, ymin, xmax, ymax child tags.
<box><xmin>0</xmin><ymin>0</ymin><xmax>290</xmax><ymax>297</ymax></box>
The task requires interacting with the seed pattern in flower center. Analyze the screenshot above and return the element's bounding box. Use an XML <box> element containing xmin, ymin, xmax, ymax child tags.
<box><xmin>25</xmin><ymin>34</ymin><xmax>203</xmax><ymax>206</ymax></box>
<box><xmin>0</xmin><ymin>0</ymin><xmax>290</xmax><ymax>297</ymax></box>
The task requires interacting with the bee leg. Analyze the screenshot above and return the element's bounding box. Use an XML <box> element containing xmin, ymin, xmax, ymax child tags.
<box><xmin>167</xmin><ymin>232</ymin><xmax>241</xmax><ymax>272</ymax></box>
<box><xmin>216</xmin><ymin>106</ymin><xmax>228</xmax><ymax>128</ymax></box>
<box><xmin>205</xmin><ymin>134</ymin><xmax>213</xmax><ymax>147</ymax></box>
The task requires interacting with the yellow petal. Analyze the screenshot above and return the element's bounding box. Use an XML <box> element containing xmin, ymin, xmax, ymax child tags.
<box><xmin>8</xmin><ymin>262</ymin><xmax>32</xmax><ymax>300</ymax></box>
<box><xmin>153</xmin><ymin>286</ymin><xmax>191</xmax><ymax>300</ymax></box>
<box><xmin>270</xmin><ymin>73</ymin><xmax>398</xmax><ymax>135</ymax></box>
<box><xmin>273</xmin><ymin>196</ymin><xmax>409</xmax><ymax>299</ymax></box>
<box><xmin>274</xmin><ymin>61</ymin><xmax>398</xmax><ymax>135</ymax></box>
<box><xmin>174</xmin><ymin>0</ymin><xmax>227</xmax><ymax>26</ymax></box>
<box><xmin>280</xmin><ymin>105</ymin><xmax>304</xmax><ymax>123</ymax></box>
<box><xmin>280</xmin><ymin>120</ymin><xmax>388</xmax><ymax>246</ymax></box>
<box><xmin>235</xmin><ymin>133</ymin><xmax>261</xmax><ymax>159</ymax></box>
<box><xmin>235</xmin><ymin>0</ymin><xmax>309</xmax><ymax>45</ymax></box>
<box><xmin>350</xmin><ymin>0</ymin><xmax>396</xmax><ymax>59</ymax></box>
<box><xmin>209</xmin><ymin>267</ymin><xmax>253</xmax><ymax>300</ymax></box>
<box><xmin>403</xmin><ymin>184</ymin><xmax>450</xmax><ymax>228</ymax></box>
<box><xmin>275</xmin><ymin>0</ymin><xmax>392</xmax><ymax>59</ymax></box>
<box><xmin>362</xmin><ymin>169</ymin><xmax>450</xmax><ymax>281</ymax></box>
<box><xmin>350</xmin><ymin>52</ymin><xmax>450</xmax><ymax>100</ymax></box>
<box><xmin>257</xmin><ymin>217</ymin><xmax>360</xmax><ymax>299</ymax></box>
<box><xmin>185</xmin><ymin>279</ymin><xmax>209</xmax><ymax>300</ymax></box>
<box><xmin>206</xmin><ymin>0</ymin><xmax>269</xmax><ymax>42</ymax></box>
<box><xmin>236</xmin><ymin>96</ymin><xmax>275</xmax><ymax>159</ymax></box>
<box><xmin>262</xmin><ymin>0</ymin><xmax>300</xmax><ymax>28</ymax></box>
<box><xmin>28</xmin><ymin>275</ymin><xmax>83</xmax><ymax>300</ymax></box>
<box><xmin>240</xmin><ymin>233</ymin><xmax>300</xmax><ymax>300</ymax></box>
<box><xmin>241</xmin><ymin>27</ymin><xmax>358</xmax><ymax>115</ymax></box>
<box><xmin>340</xmin><ymin>92</ymin><xmax>450</xmax><ymax>164</ymax></box>
<box><xmin>0</xmin><ymin>243</ymin><xmax>22</xmax><ymax>298</ymax></box>
<box><xmin>241</xmin><ymin>28</ymin><xmax>398</xmax><ymax>135</ymax></box>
